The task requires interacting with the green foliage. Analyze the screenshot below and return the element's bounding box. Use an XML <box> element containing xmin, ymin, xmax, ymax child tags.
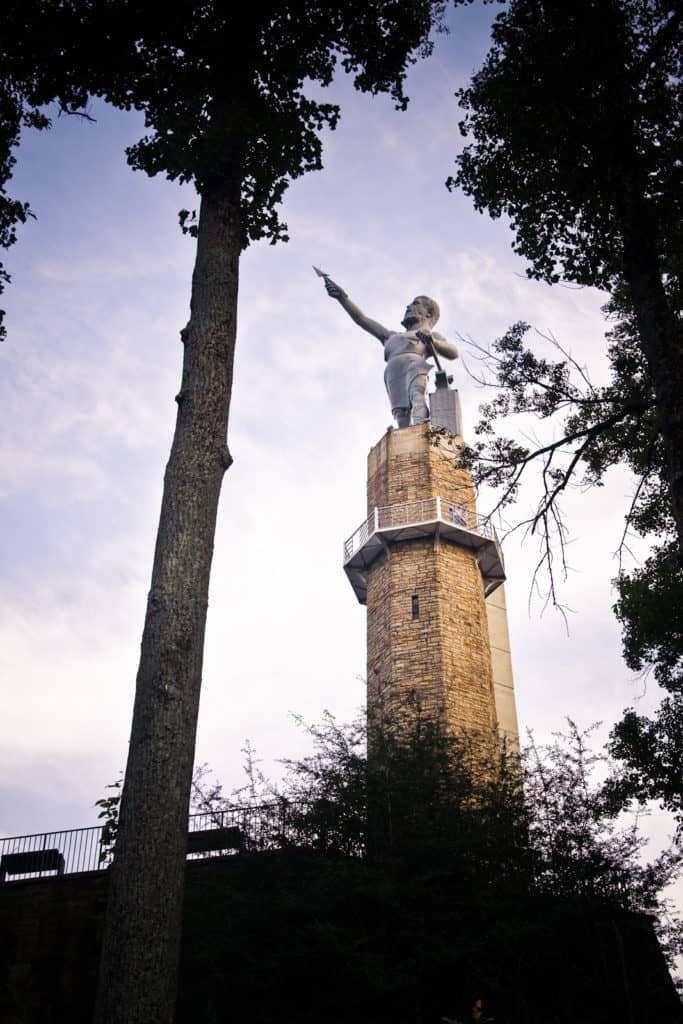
<box><xmin>452</xmin><ymin>0</ymin><xmax>682</xmax><ymax>291</ymax></box>
<box><xmin>524</xmin><ymin>721</ymin><xmax>677</xmax><ymax>914</ymax></box>
<box><xmin>276</xmin><ymin>712</ymin><xmax>369</xmax><ymax>857</ymax></box>
<box><xmin>443</xmin><ymin>1</ymin><xmax>683</xmax><ymax>828</ymax></box>
<box><xmin>447</xmin><ymin>0</ymin><xmax>683</xmax><ymax>622</ymax></box>
<box><xmin>97</xmin><ymin>710</ymin><xmax>683</xmax><ymax>1015</ymax></box>
<box><xmin>608</xmin><ymin>536</ymin><xmax>683</xmax><ymax>826</ymax></box>
<box><xmin>439</xmin><ymin>277</ymin><xmax>683</xmax><ymax>814</ymax></box>
<box><xmin>184</xmin><ymin>712</ymin><xmax>680</xmax><ymax>926</ymax></box>
<box><xmin>171</xmin><ymin>712</ymin><xmax>683</xmax><ymax>1022</ymax></box>
<box><xmin>611</xmin><ymin>700</ymin><xmax>683</xmax><ymax>807</ymax></box>
<box><xmin>443</xmin><ymin>305</ymin><xmax>666</xmax><ymax>611</ymax></box>
<box><xmin>106</xmin><ymin>0</ymin><xmax>448</xmax><ymax>236</ymax></box>
<box><xmin>615</xmin><ymin>542</ymin><xmax>683</xmax><ymax>692</ymax></box>
<box><xmin>449</xmin><ymin>289</ymin><xmax>683</xmax><ymax>824</ymax></box>
<box><xmin>0</xmin><ymin>1</ymin><xmax>99</xmax><ymax>339</ymax></box>
<box><xmin>94</xmin><ymin>775</ymin><xmax>122</xmax><ymax>866</ymax></box>
<box><xmin>0</xmin><ymin>0</ymin><xmax>448</xmax><ymax>325</ymax></box>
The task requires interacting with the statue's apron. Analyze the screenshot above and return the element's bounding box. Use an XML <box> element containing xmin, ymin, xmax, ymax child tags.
<box><xmin>383</xmin><ymin>332</ymin><xmax>431</xmax><ymax>408</ymax></box>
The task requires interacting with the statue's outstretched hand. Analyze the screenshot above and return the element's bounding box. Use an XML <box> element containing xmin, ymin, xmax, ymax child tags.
<box><xmin>318</xmin><ymin>274</ymin><xmax>389</xmax><ymax>342</ymax></box>
<box><xmin>325</xmin><ymin>278</ymin><xmax>347</xmax><ymax>300</ymax></box>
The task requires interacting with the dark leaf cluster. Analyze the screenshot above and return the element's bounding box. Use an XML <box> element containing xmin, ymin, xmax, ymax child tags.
<box><xmin>448</xmin><ymin>289</ymin><xmax>683</xmax><ymax>821</ymax></box>
<box><xmin>186</xmin><ymin>710</ymin><xmax>680</xmax><ymax>932</ymax></box>
<box><xmin>0</xmin><ymin>0</ymin><xmax>447</xmax><ymax>290</ymax></box>
<box><xmin>610</xmin><ymin>697</ymin><xmax>683</xmax><ymax>827</ymax></box>
<box><xmin>448</xmin><ymin>0</ymin><xmax>683</xmax><ymax>578</ymax></box>
<box><xmin>445</xmin><ymin>307</ymin><xmax>662</xmax><ymax>610</ymax></box>
<box><xmin>1</xmin><ymin>0</ymin><xmax>92</xmax><ymax>339</ymax></box>
<box><xmin>523</xmin><ymin>720</ymin><xmax>678</xmax><ymax>919</ymax></box>
<box><xmin>101</xmin><ymin>709</ymin><xmax>683</xmax><ymax>998</ymax></box>
<box><xmin>452</xmin><ymin>0</ymin><xmax>683</xmax><ymax>290</ymax></box>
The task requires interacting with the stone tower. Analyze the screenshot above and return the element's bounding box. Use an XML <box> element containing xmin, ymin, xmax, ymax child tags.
<box><xmin>343</xmin><ymin>390</ymin><xmax>519</xmax><ymax>749</ymax></box>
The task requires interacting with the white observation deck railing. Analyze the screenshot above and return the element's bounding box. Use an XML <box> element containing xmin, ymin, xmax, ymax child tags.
<box><xmin>343</xmin><ymin>496</ymin><xmax>498</xmax><ymax>565</ymax></box>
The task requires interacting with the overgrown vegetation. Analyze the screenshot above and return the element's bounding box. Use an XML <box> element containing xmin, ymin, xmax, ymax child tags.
<box><xmin>452</xmin><ymin>0</ymin><xmax>683</xmax><ymax>565</ymax></box>
<box><xmin>178</xmin><ymin>713</ymin><xmax>683</xmax><ymax>960</ymax></box>
<box><xmin>164</xmin><ymin>711</ymin><xmax>683</xmax><ymax>1021</ymax></box>
<box><xmin>447</xmin><ymin>0</ymin><xmax>683</xmax><ymax>847</ymax></box>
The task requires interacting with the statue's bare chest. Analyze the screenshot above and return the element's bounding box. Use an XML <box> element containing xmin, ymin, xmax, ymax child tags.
<box><xmin>384</xmin><ymin>331</ymin><xmax>426</xmax><ymax>362</ymax></box>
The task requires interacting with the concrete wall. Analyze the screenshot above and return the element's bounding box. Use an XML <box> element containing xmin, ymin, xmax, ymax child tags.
<box><xmin>1</xmin><ymin>859</ymin><xmax>681</xmax><ymax>1024</ymax></box>
<box><xmin>485</xmin><ymin>583</ymin><xmax>521</xmax><ymax>748</ymax></box>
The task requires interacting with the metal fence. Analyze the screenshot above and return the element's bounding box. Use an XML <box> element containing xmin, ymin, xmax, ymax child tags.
<box><xmin>343</xmin><ymin>511</ymin><xmax>374</xmax><ymax>562</ymax></box>
<box><xmin>0</xmin><ymin>826</ymin><xmax>105</xmax><ymax>881</ymax></box>
<box><xmin>343</xmin><ymin>496</ymin><xmax>499</xmax><ymax>564</ymax></box>
<box><xmin>0</xmin><ymin>812</ymin><xmax>637</xmax><ymax>908</ymax></box>
<box><xmin>0</xmin><ymin>801</ymin><xmax>329</xmax><ymax>882</ymax></box>
<box><xmin>187</xmin><ymin>802</ymin><xmax>310</xmax><ymax>855</ymax></box>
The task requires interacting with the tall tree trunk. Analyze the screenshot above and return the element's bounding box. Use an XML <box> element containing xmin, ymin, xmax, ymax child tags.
<box><xmin>619</xmin><ymin>187</ymin><xmax>683</xmax><ymax>566</ymax></box>
<box><xmin>94</xmin><ymin>178</ymin><xmax>241</xmax><ymax>1024</ymax></box>
<box><xmin>605</xmin><ymin>3</ymin><xmax>683</xmax><ymax>564</ymax></box>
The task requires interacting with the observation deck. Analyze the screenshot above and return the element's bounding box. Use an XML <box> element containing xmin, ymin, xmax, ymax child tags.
<box><xmin>343</xmin><ymin>496</ymin><xmax>505</xmax><ymax>604</ymax></box>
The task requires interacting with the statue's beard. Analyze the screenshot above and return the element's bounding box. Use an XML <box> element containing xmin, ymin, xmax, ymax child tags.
<box><xmin>402</xmin><ymin>315</ymin><xmax>419</xmax><ymax>329</ymax></box>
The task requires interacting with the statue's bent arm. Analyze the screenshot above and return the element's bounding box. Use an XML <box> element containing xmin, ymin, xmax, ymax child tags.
<box><xmin>325</xmin><ymin>278</ymin><xmax>391</xmax><ymax>343</ymax></box>
<box><xmin>431</xmin><ymin>331</ymin><xmax>459</xmax><ymax>361</ymax></box>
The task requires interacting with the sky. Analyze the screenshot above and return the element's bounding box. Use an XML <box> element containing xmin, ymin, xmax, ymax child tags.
<box><xmin>0</xmin><ymin>2</ymin><xmax>673</xmax><ymax>870</ymax></box>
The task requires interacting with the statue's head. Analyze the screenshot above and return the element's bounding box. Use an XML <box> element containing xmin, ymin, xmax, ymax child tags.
<box><xmin>402</xmin><ymin>295</ymin><xmax>440</xmax><ymax>329</ymax></box>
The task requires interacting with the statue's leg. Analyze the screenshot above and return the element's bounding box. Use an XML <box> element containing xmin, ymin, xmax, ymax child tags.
<box><xmin>409</xmin><ymin>374</ymin><xmax>430</xmax><ymax>425</ymax></box>
<box><xmin>392</xmin><ymin>407</ymin><xmax>411</xmax><ymax>429</ymax></box>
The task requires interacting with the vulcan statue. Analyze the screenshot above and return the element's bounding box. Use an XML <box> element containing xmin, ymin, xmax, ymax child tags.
<box><xmin>317</xmin><ymin>270</ymin><xmax>459</xmax><ymax>428</ymax></box>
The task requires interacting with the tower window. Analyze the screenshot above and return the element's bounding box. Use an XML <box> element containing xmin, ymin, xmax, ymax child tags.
<box><xmin>411</xmin><ymin>595</ymin><xmax>420</xmax><ymax>619</ymax></box>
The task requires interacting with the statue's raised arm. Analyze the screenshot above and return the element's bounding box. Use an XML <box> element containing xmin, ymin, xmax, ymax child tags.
<box><xmin>315</xmin><ymin>269</ymin><xmax>390</xmax><ymax>343</ymax></box>
<box><xmin>316</xmin><ymin>267</ymin><xmax>459</xmax><ymax>429</ymax></box>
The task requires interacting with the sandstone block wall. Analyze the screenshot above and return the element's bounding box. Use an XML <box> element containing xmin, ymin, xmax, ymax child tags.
<box><xmin>366</xmin><ymin>426</ymin><xmax>498</xmax><ymax>743</ymax></box>
<box><xmin>367</xmin><ymin>425</ymin><xmax>474</xmax><ymax>514</ymax></box>
<box><xmin>367</xmin><ymin>540</ymin><xmax>496</xmax><ymax>740</ymax></box>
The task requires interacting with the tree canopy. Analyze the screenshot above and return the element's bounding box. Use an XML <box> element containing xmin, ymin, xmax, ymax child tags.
<box><xmin>95</xmin><ymin>713</ymin><xmax>682</xmax><ymax>1022</ymax></box>
<box><xmin>454</xmin><ymin>0</ymin><xmax>682</xmax><ymax>290</ymax></box>
<box><xmin>452</xmin><ymin>0</ymin><xmax>683</xmax><ymax>561</ymax></box>
<box><xmin>1</xmin><ymin>1</ymin><xmax>446</xmax><ymax>317</ymax></box>
<box><xmin>448</xmin><ymin>0</ymin><xmax>683</xmax><ymax>833</ymax></box>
